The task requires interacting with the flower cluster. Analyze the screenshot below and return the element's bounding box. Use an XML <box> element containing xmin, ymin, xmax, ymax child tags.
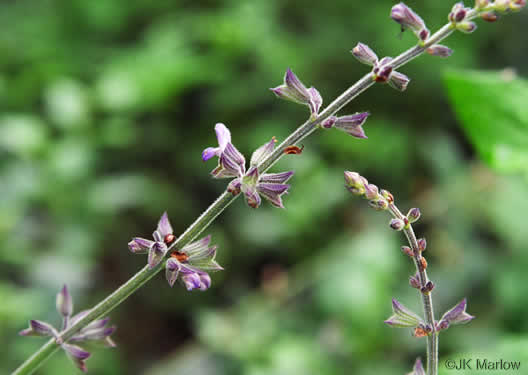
<box><xmin>128</xmin><ymin>213</ymin><xmax>223</xmax><ymax>290</ymax></box>
<box><xmin>203</xmin><ymin>123</ymin><xmax>294</xmax><ymax>208</ymax></box>
<box><xmin>344</xmin><ymin>170</ymin><xmax>474</xmax><ymax>373</ymax></box>
<box><xmin>19</xmin><ymin>286</ymin><xmax>115</xmax><ymax>372</ymax></box>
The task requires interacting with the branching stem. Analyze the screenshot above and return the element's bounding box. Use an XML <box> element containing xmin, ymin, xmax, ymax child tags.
<box><xmin>12</xmin><ymin>6</ymin><xmax>486</xmax><ymax>375</ymax></box>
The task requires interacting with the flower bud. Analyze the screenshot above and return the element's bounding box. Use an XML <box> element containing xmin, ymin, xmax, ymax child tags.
<box><xmin>481</xmin><ymin>11</ymin><xmax>498</xmax><ymax>22</ymax></box>
<box><xmin>344</xmin><ymin>171</ymin><xmax>366</xmax><ymax>195</ymax></box>
<box><xmin>388</xmin><ymin>71</ymin><xmax>410</xmax><ymax>92</ymax></box>
<box><xmin>227</xmin><ymin>178</ymin><xmax>242</xmax><ymax>195</ymax></box>
<box><xmin>409</xmin><ymin>358</ymin><xmax>426</xmax><ymax>375</ymax></box>
<box><xmin>426</xmin><ymin>44</ymin><xmax>453</xmax><ymax>58</ymax></box>
<box><xmin>364</xmin><ymin>183</ymin><xmax>379</xmax><ymax>200</ymax></box>
<box><xmin>475</xmin><ymin>0</ymin><xmax>490</xmax><ymax>8</ymax></box>
<box><xmin>406</xmin><ymin>208</ymin><xmax>421</xmax><ymax>223</ymax></box>
<box><xmin>409</xmin><ymin>273</ymin><xmax>421</xmax><ymax>289</ymax></box>
<box><xmin>417</xmin><ymin>238</ymin><xmax>427</xmax><ymax>251</ymax></box>
<box><xmin>494</xmin><ymin>0</ymin><xmax>511</xmax><ymax>11</ymax></box>
<box><xmin>56</xmin><ymin>285</ymin><xmax>73</xmax><ymax>318</ymax></box>
<box><xmin>369</xmin><ymin>199</ymin><xmax>389</xmax><ymax>211</ymax></box>
<box><xmin>421</xmin><ymin>281</ymin><xmax>435</xmax><ymax>294</ymax></box>
<box><xmin>390</xmin><ymin>218</ymin><xmax>405</xmax><ymax>231</ymax></box>
<box><xmin>391</xmin><ymin>3</ymin><xmax>430</xmax><ymax>41</ymax></box>
<box><xmin>351</xmin><ymin>43</ymin><xmax>379</xmax><ymax>66</ymax></box>
<box><xmin>401</xmin><ymin>245</ymin><xmax>413</xmax><ymax>257</ymax></box>
<box><xmin>380</xmin><ymin>189</ymin><xmax>394</xmax><ymax>202</ymax></box>
<box><xmin>510</xmin><ymin>0</ymin><xmax>527</xmax><ymax>11</ymax></box>
<box><xmin>449</xmin><ymin>2</ymin><xmax>467</xmax><ymax>23</ymax></box>
<box><xmin>457</xmin><ymin>21</ymin><xmax>477</xmax><ymax>33</ymax></box>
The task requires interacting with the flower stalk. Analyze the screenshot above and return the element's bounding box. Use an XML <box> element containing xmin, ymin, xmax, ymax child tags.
<box><xmin>12</xmin><ymin>1</ymin><xmax>523</xmax><ymax>373</ymax></box>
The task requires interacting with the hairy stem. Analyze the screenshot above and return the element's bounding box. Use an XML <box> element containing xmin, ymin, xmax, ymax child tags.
<box><xmin>389</xmin><ymin>203</ymin><xmax>438</xmax><ymax>375</ymax></box>
<box><xmin>13</xmin><ymin>9</ymin><xmax>481</xmax><ymax>375</ymax></box>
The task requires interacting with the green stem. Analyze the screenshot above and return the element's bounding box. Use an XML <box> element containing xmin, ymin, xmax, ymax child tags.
<box><xmin>389</xmin><ymin>204</ymin><xmax>438</xmax><ymax>375</ymax></box>
<box><xmin>12</xmin><ymin>7</ymin><xmax>483</xmax><ymax>374</ymax></box>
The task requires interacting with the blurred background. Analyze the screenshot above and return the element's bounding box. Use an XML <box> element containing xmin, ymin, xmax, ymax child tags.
<box><xmin>1</xmin><ymin>0</ymin><xmax>528</xmax><ymax>374</ymax></box>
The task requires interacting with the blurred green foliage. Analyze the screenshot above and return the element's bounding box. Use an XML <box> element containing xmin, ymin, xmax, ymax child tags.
<box><xmin>1</xmin><ymin>0</ymin><xmax>527</xmax><ymax>374</ymax></box>
<box><xmin>445</xmin><ymin>69</ymin><xmax>528</xmax><ymax>177</ymax></box>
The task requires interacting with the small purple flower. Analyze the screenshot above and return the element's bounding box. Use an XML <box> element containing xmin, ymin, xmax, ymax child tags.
<box><xmin>456</xmin><ymin>21</ymin><xmax>478</xmax><ymax>33</ymax></box>
<box><xmin>165</xmin><ymin>235</ymin><xmax>223</xmax><ymax>291</ymax></box>
<box><xmin>417</xmin><ymin>238</ymin><xmax>427</xmax><ymax>251</ymax></box>
<box><xmin>56</xmin><ymin>285</ymin><xmax>73</xmax><ymax>320</ymax></box>
<box><xmin>408</xmin><ymin>358</ymin><xmax>426</xmax><ymax>375</ymax></box>
<box><xmin>407</xmin><ymin>208</ymin><xmax>421</xmax><ymax>223</ymax></box>
<box><xmin>437</xmin><ymin>298</ymin><xmax>475</xmax><ymax>330</ymax></box>
<box><xmin>202</xmin><ymin>123</ymin><xmax>231</xmax><ymax>162</ymax></box>
<box><xmin>390</xmin><ymin>218</ymin><xmax>405</xmax><ymax>231</ymax></box>
<box><xmin>19</xmin><ymin>285</ymin><xmax>116</xmax><ymax>372</ymax></box>
<box><xmin>391</xmin><ymin>2</ymin><xmax>430</xmax><ymax>41</ymax></box>
<box><xmin>409</xmin><ymin>273</ymin><xmax>421</xmax><ymax>289</ymax></box>
<box><xmin>449</xmin><ymin>2</ymin><xmax>469</xmax><ymax>23</ymax></box>
<box><xmin>128</xmin><ymin>212</ymin><xmax>175</xmax><ymax>269</ymax></box>
<box><xmin>203</xmin><ymin>126</ymin><xmax>294</xmax><ymax>208</ymax></box>
<box><xmin>271</xmin><ymin>68</ymin><xmax>323</xmax><ymax>116</ymax></box>
<box><xmin>372</xmin><ymin>57</ymin><xmax>411</xmax><ymax>91</ymax></box>
<box><xmin>239</xmin><ymin>166</ymin><xmax>294</xmax><ymax>209</ymax></box>
<box><xmin>426</xmin><ymin>44</ymin><xmax>453</xmax><ymax>58</ymax></box>
<box><xmin>202</xmin><ymin>123</ymin><xmax>246</xmax><ymax>179</ymax></box>
<box><xmin>384</xmin><ymin>298</ymin><xmax>424</xmax><ymax>328</ymax></box>
<box><xmin>321</xmin><ymin>113</ymin><xmax>370</xmax><ymax>138</ymax></box>
<box><xmin>387</xmin><ymin>71</ymin><xmax>410</xmax><ymax>91</ymax></box>
<box><xmin>351</xmin><ymin>42</ymin><xmax>379</xmax><ymax>66</ymax></box>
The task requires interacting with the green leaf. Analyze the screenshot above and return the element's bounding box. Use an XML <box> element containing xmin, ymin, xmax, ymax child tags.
<box><xmin>444</xmin><ymin>69</ymin><xmax>528</xmax><ymax>175</ymax></box>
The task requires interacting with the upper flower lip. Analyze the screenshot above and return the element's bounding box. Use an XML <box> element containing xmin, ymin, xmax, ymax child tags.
<box><xmin>202</xmin><ymin>123</ymin><xmax>232</xmax><ymax>161</ymax></box>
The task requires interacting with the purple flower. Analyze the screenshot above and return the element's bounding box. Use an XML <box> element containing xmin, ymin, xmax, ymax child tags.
<box><xmin>203</xmin><ymin>127</ymin><xmax>294</xmax><ymax>208</ymax></box>
<box><xmin>391</xmin><ymin>3</ymin><xmax>430</xmax><ymax>41</ymax></box>
<box><xmin>202</xmin><ymin>123</ymin><xmax>231</xmax><ymax>162</ymax></box>
<box><xmin>165</xmin><ymin>235</ymin><xmax>223</xmax><ymax>291</ymax></box>
<box><xmin>19</xmin><ymin>285</ymin><xmax>116</xmax><ymax>372</ymax></box>
<box><xmin>407</xmin><ymin>208</ymin><xmax>421</xmax><ymax>223</ymax></box>
<box><xmin>202</xmin><ymin>123</ymin><xmax>246</xmax><ymax>179</ymax></box>
<box><xmin>437</xmin><ymin>298</ymin><xmax>475</xmax><ymax>330</ymax></box>
<box><xmin>449</xmin><ymin>2</ymin><xmax>469</xmax><ymax>23</ymax></box>
<box><xmin>408</xmin><ymin>358</ymin><xmax>426</xmax><ymax>375</ymax></box>
<box><xmin>372</xmin><ymin>57</ymin><xmax>411</xmax><ymax>91</ymax></box>
<box><xmin>384</xmin><ymin>298</ymin><xmax>424</xmax><ymax>328</ymax></box>
<box><xmin>128</xmin><ymin>212</ymin><xmax>176</xmax><ymax>269</ymax></box>
<box><xmin>271</xmin><ymin>68</ymin><xmax>323</xmax><ymax>116</ymax></box>
<box><xmin>426</xmin><ymin>44</ymin><xmax>453</xmax><ymax>58</ymax></box>
<box><xmin>351</xmin><ymin>43</ymin><xmax>379</xmax><ymax>66</ymax></box>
